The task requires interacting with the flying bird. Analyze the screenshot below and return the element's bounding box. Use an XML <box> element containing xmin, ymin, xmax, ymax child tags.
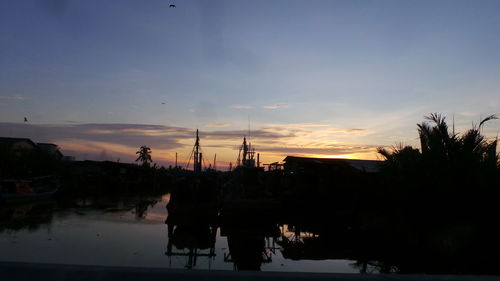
<box><xmin>169</xmin><ymin>4</ymin><xmax>176</xmax><ymax>8</ymax></box>
<box><xmin>24</xmin><ymin>117</ymin><xmax>28</xmax><ymax>122</ymax></box>
<box><xmin>161</xmin><ymin>102</ymin><xmax>166</xmax><ymax>105</ymax></box>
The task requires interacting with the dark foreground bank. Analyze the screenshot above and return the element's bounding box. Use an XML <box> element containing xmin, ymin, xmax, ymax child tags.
<box><xmin>1</xmin><ymin>262</ymin><xmax>499</xmax><ymax>281</ymax></box>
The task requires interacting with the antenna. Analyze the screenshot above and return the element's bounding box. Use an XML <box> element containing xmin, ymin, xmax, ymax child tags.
<box><xmin>247</xmin><ymin>115</ymin><xmax>251</xmax><ymax>141</ymax></box>
<box><xmin>213</xmin><ymin>154</ymin><xmax>217</xmax><ymax>171</ymax></box>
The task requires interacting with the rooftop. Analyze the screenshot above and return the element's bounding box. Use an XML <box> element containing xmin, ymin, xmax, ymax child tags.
<box><xmin>283</xmin><ymin>156</ymin><xmax>382</xmax><ymax>173</ymax></box>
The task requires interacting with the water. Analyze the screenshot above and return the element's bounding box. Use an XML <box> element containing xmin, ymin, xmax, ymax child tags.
<box><xmin>0</xmin><ymin>194</ymin><xmax>359</xmax><ymax>273</ymax></box>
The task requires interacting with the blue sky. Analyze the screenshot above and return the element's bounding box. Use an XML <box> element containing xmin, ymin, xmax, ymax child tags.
<box><xmin>1</xmin><ymin>0</ymin><xmax>500</xmax><ymax>166</ymax></box>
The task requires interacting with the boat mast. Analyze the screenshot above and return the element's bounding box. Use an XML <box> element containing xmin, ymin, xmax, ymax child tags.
<box><xmin>235</xmin><ymin>118</ymin><xmax>259</xmax><ymax>168</ymax></box>
<box><xmin>193</xmin><ymin>129</ymin><xmax>202</xmax><ymax>172</ymax></box>
<box><xmin>242</xmin><ymin>137</ymin><xmax>248</xmax><ymax>165</ymax></box>
<box><xmin>237</xmin><ymin>136</ymin><xmax>256</xmax><ymax>168</ymax></box>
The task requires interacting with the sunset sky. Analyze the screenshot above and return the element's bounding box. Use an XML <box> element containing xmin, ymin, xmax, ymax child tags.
<box><xmin>1</xmin><ymin>0</ymin><xmax>500</xmax><ymax>168</ymax></box>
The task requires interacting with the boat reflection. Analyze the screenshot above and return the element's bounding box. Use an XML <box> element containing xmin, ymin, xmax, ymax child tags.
<box><xmin>164</xmin><ymin>176</ymin><xmax>219</xmax><ymax>269</ymax></box>
<box><xmin>221</xmin><ymin>221</ymin><xmax>280</xmax><ymax>271</ymax></box>
<box><xmin>165</xmin><ymin>223</ymin><xmax>217</xmax><ymax>269</ymax></box>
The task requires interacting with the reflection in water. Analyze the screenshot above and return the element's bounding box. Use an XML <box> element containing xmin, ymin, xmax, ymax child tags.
<box><xmin>0</xmin><ymin>194</ymin><xmax>176</xmax><ymax>269</ymax></box>
<box><xmin>3</xmin><ymin>192</ymin><xmax>499</xmax><ymax>275</ymax></box>
<box><xmin>0</xmin><ymin>196</ymin><xmax>163</xmax><ymax>233</ymax></box>
<box><xmin>165</xmin><ymin>222</ymin><xmax>217</xmax><ymax>269</ymax></box>
<box><xmin>133</xmin><ymin>199</ymin><xmax>160</xmax><ymax>219</ymax></box>
<box><xmin>221</xmin><ymin>223</ymin><xmax>280</xmax><ymax>271</ymax></box>
<box><xmin>0</xmin><ymin>201</ymin><xmax>56</xmax><ymax>233</ymax></box>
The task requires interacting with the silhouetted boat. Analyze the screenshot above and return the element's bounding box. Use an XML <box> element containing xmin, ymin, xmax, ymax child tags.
<box><xmin>221</xmin><ymin>137</ymin><xmax>280</xmax><ymax>223</ymax></box>
<box><xmin>166</xmin><ymin>130</ymin><xmax>219</xmax><ymax>226</ymax></box>
<box><xmin>165</xmin><ymin>131</ymin><xmax>219</xmax><ymax>269</ymax></box>
<box><xmin>0</xmin><ymin>176</ymin><xmax>58</xmax><ymax>202</ymax></box>
<box><xmin>166</xmin><ymin>175</ymin><xmax>219</xmax><ymax>226</ymax></box>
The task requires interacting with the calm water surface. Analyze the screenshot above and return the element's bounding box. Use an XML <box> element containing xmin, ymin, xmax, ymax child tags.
<box><xmin>0</xmin><ymin>194</ymin><xmax>358</xmax><ymax>273</ymax></box>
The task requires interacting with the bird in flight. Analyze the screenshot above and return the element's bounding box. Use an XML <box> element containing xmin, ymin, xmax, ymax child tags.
<box><xmin>169</xmin><ymin>4</ymin><xmax>176</xmax><ymax>8</ymax></box>
<box><xmin>24</xmin><ymin>117</ymin><xmax>28</xmax><ymax>122</ymax></box>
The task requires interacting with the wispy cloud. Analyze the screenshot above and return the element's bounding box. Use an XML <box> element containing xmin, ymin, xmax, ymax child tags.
<box><xmin>261</xmin><ymin>124</ymin><xmax>372</xmax><ymax>137</ymax></box>
<box><xmin>269</xmin><ymin>123</ymin><xmax>329</xmax><ymax>128</ymax></box>
<box><xmin>231</xmin><ymin>105</ymin><xmax>253</xmax><ymax>109</ymax></box>
<box><xmin>458</xmin><ymin>111</ymin><xmax>477</xmax><ymax>117</ymax></box>
<box><xmin>0</xmin><ymin>122</ymin><xmax>190</xmax><ymax>150</ymax></box>
<box><xmin>257</xmin><ymin>145</ymin><xmax>378</xmax><ymax>156</ymax></box>
<box><xmin>205</xmin><ymin>123</ymin><xmax>233</xmax><ymax>128</ymax></box>
<box><xmin>203</xmin><ymin>128</ymin><xmax>297</xmax><ymax>140</ymax></box>
<box><xmin>0</xmin><ymin>95</ymin><xmax>28</xmax><ymax>100</ymax></box>
<box><xmin>261</xmin><ymin>104</ymin><xmax>288</xmax><ymax>109</ymax></box>
<box><xmin>328</xmin><ymin>128</ymin><xmax>373</xmax><ymax>136</ymax></box>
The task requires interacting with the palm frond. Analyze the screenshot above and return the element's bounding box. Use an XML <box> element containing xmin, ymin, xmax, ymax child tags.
<box><xmin>377</xmin><ymin>147</ymin><xmax>392</xmax><ymax>161</ymax></box>
<box><xmin>479</xmin><ymin>114</ymin><xmax>498</xmax><ymax>129</ymax></box>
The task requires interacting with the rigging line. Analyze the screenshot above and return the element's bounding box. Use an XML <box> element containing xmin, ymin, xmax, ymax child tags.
<box><xmin>237</xmin><ymin>143</ymin><xmax>243</xmax><ymax>166</ymax></box>
<box><xmin>185</xmin><ymin>146</ymin><xmax>194</xmax><ymax>169</ymax></box>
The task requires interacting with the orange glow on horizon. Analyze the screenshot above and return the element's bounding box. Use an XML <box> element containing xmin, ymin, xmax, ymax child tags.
<box><xmin>53</xmin><ymin>122</ymin><xmax>383</xmax><ymax>167</ymax></box>
<box><xmin>57</xmin><ymin>138</ymin><xmax>381</xmax><ymax>167</ymax></box>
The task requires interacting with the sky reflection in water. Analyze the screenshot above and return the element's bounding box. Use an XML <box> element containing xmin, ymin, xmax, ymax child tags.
<box><xmin>0</xmin><ymin>194</ymin><xmax>358</xmax><ymax>273</ymax></box>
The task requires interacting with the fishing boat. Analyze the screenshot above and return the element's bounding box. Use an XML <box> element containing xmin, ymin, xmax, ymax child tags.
<box><xmin>220</xmin><ymin>137</ymin><xmax>280</xmax><ymax>223</ymax></box>
<box><xmin>0</xmin><ymin>176</ymin><xmax>58</xmax><ymax>202</ymax></box>
<box><xmin>166</xmin><ymin>129</ymin><xmax>219</xmax><ymax>226</ymax></box>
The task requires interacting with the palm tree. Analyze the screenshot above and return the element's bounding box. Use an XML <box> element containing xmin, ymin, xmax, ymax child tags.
<box><xmin>377</xmin><ymin>113</ymin><xmax>499</xmax><ymax>227</ymax></box>
<box><xmin>136</xmin><ymin>145</ymin><xmax>152</xmax><ymax>167</ymax></box>
<box><xmin>377</xmin><ymin>144</ymin><xmax>421</xmax><ymax>176</ymax></box>
<box><xmin>378</xmin><ymin>113</ymin><xmax>499</xmax><ymax>186</ymax></box>
<box><xmin>379</xmin><ymin>113</ymin><xmax>498</xmax><ymax>169</ymax></box>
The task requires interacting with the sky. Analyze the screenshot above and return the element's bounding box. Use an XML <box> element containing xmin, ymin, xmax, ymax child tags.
<box><xmin>1</xmin><ymin>0</ymin><xmax>500</xmax><ymax>168</ymax></box>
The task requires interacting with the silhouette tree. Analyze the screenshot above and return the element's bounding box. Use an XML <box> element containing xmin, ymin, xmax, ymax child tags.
<box><xmin>378</xmin><ymin>113</ymin><xmax>498</xmax><ymax>174</ymax></box>
<box><xmin>377</xmin><ymin>113</ymin><xmax>499</xmax><ymax>224</ymax></box>
<box><xmin>136</xmin><ymin>145</ymin><xmax>152</xmax><ymax>167</ymax></box>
